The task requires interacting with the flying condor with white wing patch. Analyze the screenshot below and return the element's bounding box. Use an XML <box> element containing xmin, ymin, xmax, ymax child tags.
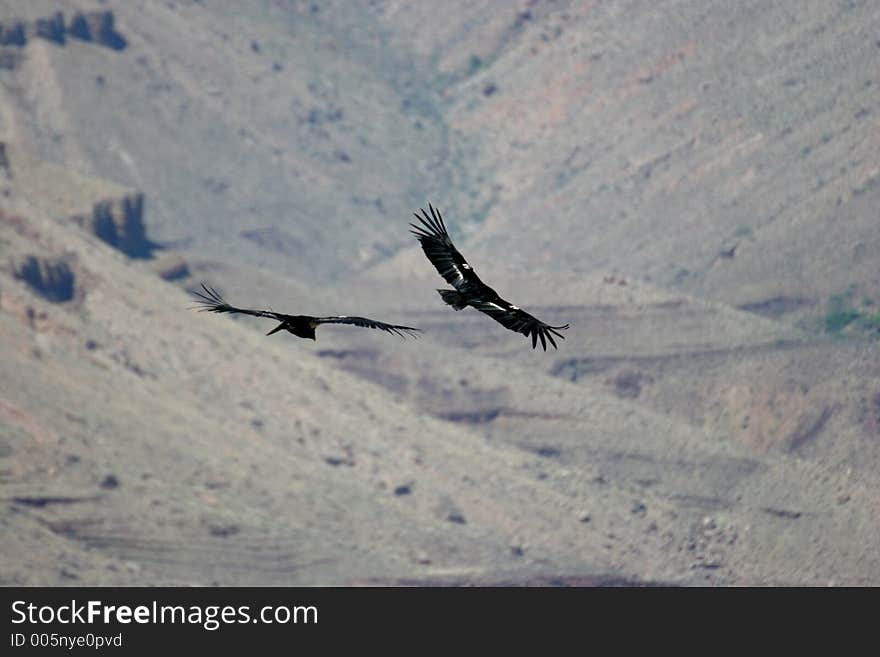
<box><xmin>191</xmin><ymin>284</ymin><xmax>420</xmax><ymax>341</ymax></box>
<box><xmin>410</xmin><ymin>204</ymin><xmax>570</xmax><ymax>351</ymax></box>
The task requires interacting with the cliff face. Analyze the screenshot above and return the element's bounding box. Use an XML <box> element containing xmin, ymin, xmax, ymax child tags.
<box><xmin>0</xmin><ymin>142</ymin><xmax>157</xmax><ymax>259</ymax></box>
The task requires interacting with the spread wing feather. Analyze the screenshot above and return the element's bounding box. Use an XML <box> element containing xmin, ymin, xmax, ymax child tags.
<box><xmin>313</xmin><ymin>316</ymin><xmax>421</xmax><ymax>339</ymax></box>
<box><xmin>409</xmin><ymin>204</ymin><xmax>477</xmax><ymax>291</ymax></box>
<box><xmin>191</xmin><ymin>284</ymin><xmax>288</xmax><ymax>321</ymax></box>
<box><xmin>192</xmin><ymin>284</ymin><xmax>420</xmax><ymax>339</ymax></box>
<box><xmin>470</xmin><ymin>299</ymin><xmax>570</xmax><ymax>351</ymax></box>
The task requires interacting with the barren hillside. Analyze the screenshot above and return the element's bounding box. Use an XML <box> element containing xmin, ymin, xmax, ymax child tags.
<box><xmin>1</xmin><ymin>1</ymin><xmax>879</xmax><ymax>586</ymax></box>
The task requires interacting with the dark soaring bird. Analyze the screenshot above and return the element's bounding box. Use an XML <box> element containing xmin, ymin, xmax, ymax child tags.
<box><xmin>191</xmin><ymin>284</ymin><xmax>420</xmax><ymax>340</ymax></box>
<box><xmin>410</xmin><ymin>204</ymin><xmax>570</xmax><ymax>350</ymax></box>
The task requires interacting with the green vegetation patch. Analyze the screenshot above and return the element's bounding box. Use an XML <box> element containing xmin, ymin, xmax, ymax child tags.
<box><xmin>861</xmin><ymin>312</ymin><xmax>880</xmax><ymax>332</ymax></box>
<box><xmin>824</xmin><ymin>293</ymin><xmax>880</xmax><ymax>335</ymax></box>
<box><xmin>824</xmin><ymin>308</ymin><xmax>860</xmax><ymax>332</ymax></box>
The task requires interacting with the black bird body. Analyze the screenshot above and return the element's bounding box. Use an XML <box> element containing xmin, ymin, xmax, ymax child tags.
<box><xmin>264</xmin><ymin>315</ymin><xmax>319</xmax><ymax>340</ymax></box>
<box><xmin>191</xmin><ymin>285</ymin><xmax>420</xmax><ymax>340</ymax></box>
<box><xmin>411</xmin><ymin>204</ymin><xmax>570</xmax><ymax>350</ymax></box>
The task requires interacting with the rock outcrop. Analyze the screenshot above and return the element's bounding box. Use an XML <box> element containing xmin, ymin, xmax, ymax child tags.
<box><xmin>34</xmin><ymin>12</ymin><xmax>65</xmax><ymax>45</ymax></box>
<box><xmin>0</xmin><ymin>10</ymin><xmax>126</xmax><ymax>51</ymax></box>
<box><xmin>69</xmin><ymin>193</ymin><xmax>157</xmax><ymax>259</ymax></box>
<box><xmin>68</xmin><ymin>11</ymin><xmax>127</xmax><ymax>51</ymax></box>
<box><xmin>0</xmin><ymin>21</ymin><xmax>26</xmax><ymax>47</ymax></box>
<box><xmin>152</xmin><ymin>254</ymin><xmax>191</xmax><ymax>281</ymax></box>
<box><xmin>0</xmin><ymin>142</ymin><xmax>11</xmax><ymax>179</ymax></box>
<box><xmin>13</xmin><ymin>255</ymin><xmax>76</xmax><ymax>302</ymax></box>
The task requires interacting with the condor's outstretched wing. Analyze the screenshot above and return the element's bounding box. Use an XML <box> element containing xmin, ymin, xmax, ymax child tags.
<box><xmin>470</xmin><ymin>298</ymin><xmax>570</xmax><ymax>351</ymax></box>
<box><xmin>410</xmin><ymin>204</ymin><xmax>480</xmax><ymax>292</ymax></box>
<box><xmin>190</xmin><ymin>284</ymin><xmax>288</xmax><ymax>321</ymax></box>
<box><xmin>312</xmin><ymin>316</ymin><xmax>421</xmax><ymax>339</ymax></box>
